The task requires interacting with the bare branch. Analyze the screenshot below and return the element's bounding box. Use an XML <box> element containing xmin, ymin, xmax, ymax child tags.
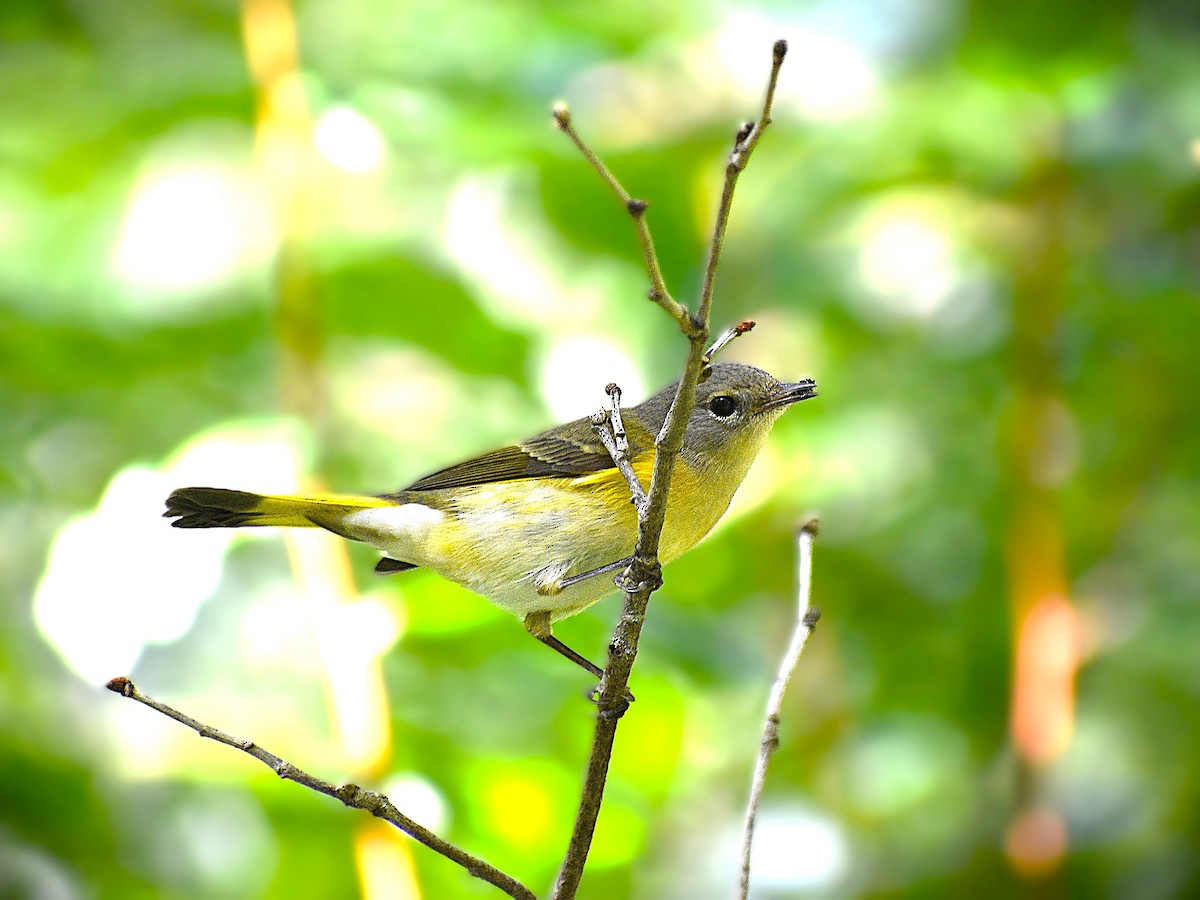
<box><xmin>554</xmin><ymin>41</ymin><xmax>789</xmax><ymax>900</ymax></box>
<box><xmin>730</xmin><ymin>39</ymin><xmax>788</xmax><ymax>172</ymax></box>
<box><xmin>703</xmin><ymin>319</ymin><xmax>757</xmax><ymax>365</ymax></box>
<box><xmin>697</xmin><ymin>38</ymin><xmax>787</xmax><ymax>328</ymax></box>
<box><xmin>605</xmin><ymin>383</ymin><xmax>629</xmax><ymax>453</ymax></box>
<box><xmin>551</xmin><ymin>103</ymin><xmax>696</xmax><ymax>336</ymax></box>
<box><xmin>738</xmin><ymin>519</ymin><xmax>820</xmax><ymax>900</ymax></box>
<box><xmin>105</xmin><ymin>677</ymin><xmax>536</xmax><ymax>900</ymax></box>
<box><xmin>590</xmin><ymin>383</ymin><xmax>648</xmax><ymax>511</ymax></box>
<box><xmin>552</xmin><ymin>567</ymin><xmax>656</xmax><ymax>897</ymax></box>
<box><xmin>106</xmin><ymin>38</ymin><xmax>792</xmax><ymax>900</ymax></box>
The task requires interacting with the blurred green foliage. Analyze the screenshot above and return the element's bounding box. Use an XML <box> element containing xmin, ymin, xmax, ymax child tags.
<box><xmin>3</xmin><ymin>0</ymin><xmax>1199</xmax><ymax>898</ymax></box>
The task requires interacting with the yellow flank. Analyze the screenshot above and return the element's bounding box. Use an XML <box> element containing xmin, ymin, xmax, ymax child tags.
<box><xmin>402</xmin><ymin>474</ymin><xmax>639</xmax><ymax>619</ymax></box>
<box><xmin>377</xmin><ymin>447</ymin><xmax>750</xmax><ymax>622</ymax></box>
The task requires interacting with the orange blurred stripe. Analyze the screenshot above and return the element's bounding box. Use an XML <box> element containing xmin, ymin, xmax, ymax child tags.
<box><xmin>1012</xmin><ymin>592</ymin><xmax>1080</xmax><ymax>763</ymax></box>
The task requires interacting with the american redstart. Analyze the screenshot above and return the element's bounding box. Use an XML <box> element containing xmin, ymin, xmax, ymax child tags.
<box><xmin>165</xmin><ymin>363</ymin><xmax>817</xmax><ymax>684</ymax></box>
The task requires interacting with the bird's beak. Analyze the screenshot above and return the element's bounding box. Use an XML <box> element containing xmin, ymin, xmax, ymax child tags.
<box><xmin>760</xmin><ymin>378</ymin><xmax>818</xmax><ymax>412</ymax></box>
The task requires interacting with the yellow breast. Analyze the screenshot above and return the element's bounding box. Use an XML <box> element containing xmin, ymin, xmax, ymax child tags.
<box><xmin>567</xmin><ymin>450</ymin><xmax>741</xmax><ymax>564</ymax></box>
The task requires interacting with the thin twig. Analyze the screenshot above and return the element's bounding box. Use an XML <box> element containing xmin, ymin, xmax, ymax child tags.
<box><xmin>605</xmin><ymin>383</ymin><xmax>629</xmax><ymax>453</ymax></box>
<box><xmin>738</xmin><ymin>520</ymin><xmax>820</xmax><ymax>900</ymax></box>
<box><xmin>105</xmin><ymin>677</ymin><xmax>536</xmax><ymax>900</ymax></box>
<box><xmin>697</xmin><ymin>38</ymin><xmax>787</xmax><ymax>328</ymax></box>
<box><xmin>551</xmin><ymin>103</ymin><xmax>696</xmax><ymax>336</ymax></box>
<box><xmin>553</xmin><ymin>41</ymin><xmax>789</xmax><ymax>900</ymax></box>
<box><xmin>590</xmin><ymin>383</ymin><xmax>648</xmax><ymax>511</ymax></box>
<box><xmin>703</xmin><ymin>320</ymin><xmax>756</xmax><ymax>365</ymax></box>
<box><xmin>730</xmin><ymin>40</ymin><xmax>788</xmax><ymax>173</ymax></box>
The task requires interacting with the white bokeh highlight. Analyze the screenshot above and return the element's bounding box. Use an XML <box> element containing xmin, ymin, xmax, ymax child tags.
<box><xmin>749</xmin><ymin>807</ymin><xmax>850</xmax><ymax>890</ymax></box>
<box><xmin>113</xmin><ymin>165</ymin><xmax>275</xmax><ymax>298</ymax></box>
<box><xmin>539</xmin><ymin>336</ymin><xmax>645</xmax><ymax>422</ymax></box>
<box><xmin>34</xmin><ymin>421</ymin><xmax>307</xmax><ymax>683</ymax></box>
<box><xmin>314</xmin><ymin>106</ymin><xmax>387</xmax><ymax>174</ymax></box>
<box><xmin>716</xmin><ymin>13</ymin><xmax>879</xmax><ymax>122</ymax></box>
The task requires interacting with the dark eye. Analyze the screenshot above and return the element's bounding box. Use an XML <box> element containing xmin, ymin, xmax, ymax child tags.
<box><xmin>709</xmin><ymin>395</ymin><xmax>738</xmax><ymax>418</ymax></box>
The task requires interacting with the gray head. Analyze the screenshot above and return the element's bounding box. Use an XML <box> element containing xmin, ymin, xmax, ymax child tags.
<box><xmin>633</xmin><ymin>363</ymin><xmax>817</xmax><ymax>470</ymax></box>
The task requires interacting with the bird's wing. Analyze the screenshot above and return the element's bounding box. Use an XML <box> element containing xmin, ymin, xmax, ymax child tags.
<box><xmin>396</xmin><ymin>416</ymin><xmax>650</xmax><ymax>493</ymax></box>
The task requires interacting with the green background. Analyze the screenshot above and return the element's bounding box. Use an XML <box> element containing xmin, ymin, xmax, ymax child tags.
<box><xmin>3</xmin><ymin>0</ymin><xmax>1198</xmax><ymax>897</ymax></box>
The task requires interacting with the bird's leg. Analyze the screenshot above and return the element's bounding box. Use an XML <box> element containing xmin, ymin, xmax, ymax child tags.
<box><xmin>523</xmin><ymin>611</ymin><xmax>634</xmax><ymax>703</ymax></box>
<box><xmin>557</xmin><ymin>555</ymin><xmax>634</xmax><ymax>590</ymax></box>
<box><xmin>524</xmin><ymin>610</ymin><xmax>603</xmax><ymax>678</ymax></box>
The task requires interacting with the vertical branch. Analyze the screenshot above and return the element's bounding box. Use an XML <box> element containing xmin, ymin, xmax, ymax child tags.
<box><xmin>697</xmin><ymin>38</ymin><xmax>787</xmax><ymax>327</ymax></box>
<box><xmin>552</xmin><ymin>40</ymin><xmax>789</xmax><ymax>900</ymax></box>
<box><xmin>738</xmin><ymin>522</ymin><xmax>820</xmax><ymax>899</ymax></box>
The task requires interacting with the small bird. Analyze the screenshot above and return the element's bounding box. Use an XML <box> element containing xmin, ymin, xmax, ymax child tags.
<box><xmin>165</xmin><ymin>363</ymin><xmax>816</xmax><ymax>684</ymax></box>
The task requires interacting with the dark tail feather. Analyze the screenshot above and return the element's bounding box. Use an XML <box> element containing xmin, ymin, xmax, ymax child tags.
<box><xmin>164</xmin><ymin>487</ymin><xmax>267</xmax><ymax>528</ymax></box>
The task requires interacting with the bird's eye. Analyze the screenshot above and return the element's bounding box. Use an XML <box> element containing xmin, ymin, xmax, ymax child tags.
<box><xmin>709</xmin><ymin>395</ymin><xmax>738</xmax><ymax>418</ymax></box>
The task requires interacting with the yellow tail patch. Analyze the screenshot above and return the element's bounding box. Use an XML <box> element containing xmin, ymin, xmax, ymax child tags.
<box><xmin>165</xmin><ymin>487</ymin><xmax>391</xmax><ymax>531</ymax></box>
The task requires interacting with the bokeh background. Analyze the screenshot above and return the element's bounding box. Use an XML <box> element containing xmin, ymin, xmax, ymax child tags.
<box><xmin>3</xmin><ymin>0</ymin><xmax>1198</xmax><ymax>897</ymax></box>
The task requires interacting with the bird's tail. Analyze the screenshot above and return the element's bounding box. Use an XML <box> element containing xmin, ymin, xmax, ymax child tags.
<box><xmin>164</xmin><ymin>486</ymin><xmax>391</xmax><ymax>533</ymax></box>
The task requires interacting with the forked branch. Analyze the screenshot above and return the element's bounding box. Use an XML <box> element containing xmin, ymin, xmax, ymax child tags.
<box><xmin>553</xmin><ymin>40</ymin><xmax>789</xmax><ymax>900</ymax></box>
<box><xmin>107</xmin><ymin>38</ymin><xmax>792</xmax><ymax>900</ymax></box>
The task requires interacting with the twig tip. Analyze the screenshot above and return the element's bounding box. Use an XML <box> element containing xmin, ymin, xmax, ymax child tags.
<box><xmin>106</xmin><ymin>676</ymin><xmax>133</xmax><ymax>696</ymax></box>
<box><xmin>552</xmin><ymin>101</ymin><xmax>571</xmax><ymax>128</ymax></box>
<box><xmin>773</xmin><ymin>39</ymin><xmax>788</xmax><ymax>61</ymax></box>
<box><xmin>799</xmin><ymin>518</ymin><xmax>820</xmax><ymax>537</ymax></box>
<box><xmin>703</xmin><ymin>319</ymin><xmax>757</xmax><ymax>363</ymax></box>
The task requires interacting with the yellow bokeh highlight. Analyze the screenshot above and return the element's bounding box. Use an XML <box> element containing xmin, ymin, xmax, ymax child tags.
<box><xmin>356</xmin><ymin>821</ymin><xmax>422</xmax><ymax>900</ymax></box>
<box><xmin>610</xmin><ymin>676</ymin><xmax>684</xmax><ymax>797</ymax></box>
<box><xmin>469</xmin><ymin>759</ymin><xmax>576</xmax><ymax>855</ymax></box>
<box><xmin>589</xmin><ymin>801</ymin><xmax>648</xmax><ymax>869</ymax></box>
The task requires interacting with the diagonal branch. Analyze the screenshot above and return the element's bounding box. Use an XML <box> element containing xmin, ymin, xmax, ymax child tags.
<box><xmin>552</xmin><ymin>40</ymin><xmax>790</xmax><ymax>900</ymax></box>
<box><xmin>703</xmin><ymin>319</ymin><xmax>757</xmax><ymax>366</ymax></box>
<box><xmin>738</xmin><ymin>521</ymin><xmax>820</xmax><ymax>899</ymax></box>
<box><xmin>105</xmin><ymin>677</ymin><xmax>536</xmax><ymax>900</ymax></box>
<box><xmin>552</xmin><ymin>103</ymin><xmax>696</xmax><ymax>336</ymax></box>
